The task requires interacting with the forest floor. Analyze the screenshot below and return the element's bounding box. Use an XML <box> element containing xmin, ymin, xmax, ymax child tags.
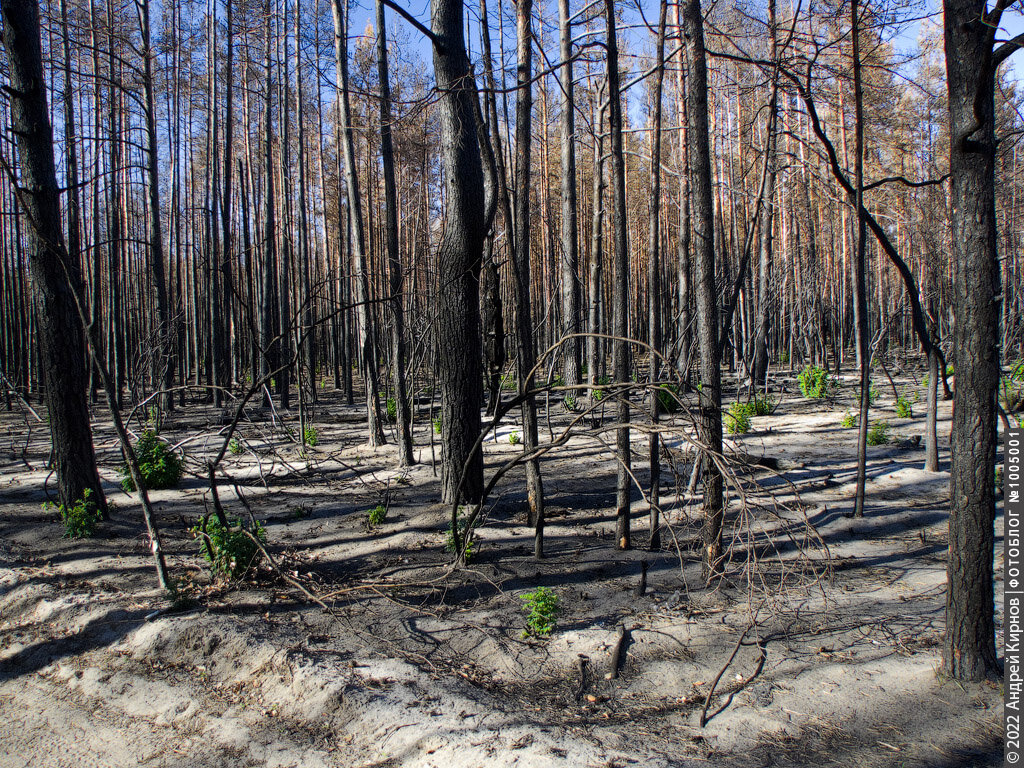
<box><xmin>0</xmin><ymin>365</ymin><xmax>1006</xmax><ymax>767</ymax></box>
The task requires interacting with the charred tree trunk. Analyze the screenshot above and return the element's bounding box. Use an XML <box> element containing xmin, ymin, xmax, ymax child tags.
<box><xmin>1</xmin><ymin>0</ymin><xmax>106</xmax><ymax>515</ymax></box>
<box><xmin>557</xmin><ymin>0</ymin><xmax>579</xmax><ymax>389</ymax></box>
<box><xmin>852</xmin><ymin>0</ymin><xmax>870</xmax><ymax>519</ymax></box>
<box><xmin>647</xmin><ymin>0</ymin><xmax>667</xmax><ymax>551</ymax></box>
<box><xmin>512</xmin><ymin>0</ymin><xmax>545</xmax><ymax>553</ymax></box>
<box><xmin>682</xmin><ymin>0</ymin><xmax>724</xmax><ymax>580</ymax></box>
<box><xmin>606</xmin><ymin>0</ymin><xmax>631</xmax><ymax>550</ymax></box>
<box><xmin>941</xmin><ymin>0</ymin><xmax>1005</xmax><ymax>682</ymax></box>
<box><xmin>432</xmin><ymin>0</ymin><xmax>486</xmax><ymax>505</ymax></box>
<box><xmin>331</xmin><ymin>0</ymin><xmax>385</xmax><ymax>444</ymax></box>
<box><xmin>376</xmin><ymin>0</ymin><xmax>414</xmax><ymax>466</ymax></box>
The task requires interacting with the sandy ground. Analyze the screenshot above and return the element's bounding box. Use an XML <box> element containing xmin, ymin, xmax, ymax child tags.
<box><xmin>0</xmin><ymin>366</ymin><xmax>1006</xmax><ymax>767</ymax></box>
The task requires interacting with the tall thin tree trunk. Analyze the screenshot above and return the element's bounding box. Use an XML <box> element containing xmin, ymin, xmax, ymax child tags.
<box><xmin>647</xmin><ymin>0</ymin><xmax>667</xmax><ymax>551</ymax></box>
<box><xmin>682</xmin><ymin>0</ymin><xmax>724</xmax><ymax>580</ymax></box>
<box><xmin>606</xmin><ymin>0</ymin><xmax>631</xmax><ymax>550</ymax></box>
<box><xmin>557</xmin><ymin>0</ymin><xmax>579</xmax><ymax>389</ymax></box>
<box><xmin>512</xmin><ymin>0</ymin><xmax>545</xmax><ymax>555</ymax></box>
<box><xmin>852</xmin><ymin>0</ymin><xmax>871</xmax><ymax>519</ymax></box>
<box><xmin>376</xmin><ymin>0</ymin><xmax>413</xmax><ymax>466</ymax></box>
<box><xmin>331</xmin><ymin>0</ymin><xmax>385</xmax><ymax>445</ymax></box>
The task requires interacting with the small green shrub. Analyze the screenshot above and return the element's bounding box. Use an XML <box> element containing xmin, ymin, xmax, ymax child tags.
<box><xmin>433</xmin><ymin>416</ymin><xmax>442</xmax><ymax>435</ymax></box>
<box><xmin>509</xmin><ymin>431</ymin><xmax>521</xmax><ymax>445</ymax></box>
<box><xmin>725</xmin><ymin>402</ymin><xmax>752</xmax><ymax>434</ymax></box>
<box><xmin>751</xmin><ymin>393</ymin><xmax>775</xmax><ymax>416</ymax></box>
<box><xmin>367</xmin><ymin>504</ymin><xmax>387</xmax><ymax>527</ymax></box>
<box><xmin>1000</xmin><ymin>362</ymin><xmax>1024</xmax><ymax>412</ymax></box>
<box><xmin>501</xmin><ymin>373</ymin><xmax>518</xmax><ymax>391</ymax></box>
<box><xmin>385</xmin><ymin>397</ymin><xmax>398</xmax><ymax>424</ymax></box>
<box><xmin>228</xmin><ymin>438</ymin><xmax>243</xmax><ymax>455</ymax></box>
<box><xmin>593</xmin><ymin>375</ymin><xmax>612</xmax><ymax>402</ymax></box>
<box><xmin>303</xmin><ymin>426</ymin><xmax>319</xmax><ymax>447</ymax></box>
<box><xmin>657</xmin><ymin>384</ymin><xmax>682</xmax><ymax>413</ymax></box>
<box><xmin>896</xmin><ymin>396</ymin><xmax>913</xmax><ymax>419</ymax></box>
<box><xmin>563</xmin><ymin>393</ymin><xmax>578</xmax><ymax>412</ymax></box>
<box><xmin>780</xmin><ymin>351</ymin><xmax>790</xmax><ymax>365</ymax></box>
<box><xmin>866</xmin><ymin>420</ymin><xmax>890</xmax><ymax>446</ymax></box>
<box><xmin>44</xmin><ymin>489</ymin><xmax>102</xmax><ymax>539</ymax></box>
<box><xmin>521</xmin><ymin>586</ymin><xmax>559</xmax><ymax>638</ymax></box>
<box><xmin>553</xmin><ymin>373</ymin><xmax>566</xmax><ymax>388</ymax></box>
<box><xmin>797</xmin><ymin>365</ymin><xmax>834</xmax><ymax>399</ymax></box>
<box><xmin>840</xmin><ymin>410</ymin><xmax>857</xmax><ymax>429</ymax></box>
<box><xmin>445</xmin><ymin>510</ymin><xmax>476</xmax><ymax>561</ymax></box>
<box><xmin>192</xmin><ymin>516</ymin><xmax>267</xmax><ymax>578</ymax></box>
<box><xmin>121</xmin><ymin>430</ymin><xmax>183</xmax><ymax>492</ymax></box>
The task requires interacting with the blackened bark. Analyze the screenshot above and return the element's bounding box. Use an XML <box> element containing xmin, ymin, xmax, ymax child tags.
<box><xmin>647</xmin><ymin>0</ymin><xmax>667</xmax><ymax>551</ymax></box>
<box><xmin>432</xmin><ymin>0</ymin><xmax>486</xmax><ymax>505</ymax></box>
<box><xmin>512</xmin><ymin>0</ymin><xmax>545</xmax><ymax>554</ymax></box>
<box><xmin>1</xmin><ymin>0</ymin><xmax>106</xmax><ymax>514</ymax></box>
<box><xmin>749</xmin><ymin>0</ymin><xmax>776</xmax><ymax>390</ymax></box>
<box><xmin>852</xmin><ymin>0</ymin><xmax>870</xmax><ymax>519</ymax></box>
<box><xmin>941</xmin><ymin>0</ymin><xmax>1001</xmax><ymax>682</ymax></box>
<box><xmin>137</xmin><ymin>0</ymin><xmax>173</xmax><ymax>411</ymax></box>
<box><xmin>376</xmin><ymin>0</ymin><xmax>414</xmax><ymax>466</ymax></box>
<box><xmin>682</xmin><ymin>0</ymin><xmax>723</xmax><ymax>580</ymax></box>
<box><xmin>558</xmin><ymin>0</ymin><xmax>580</xmax><ymax>389</ymax></box>
<box><xmin>331</xmin><ymin>0</ymin><xmax>385</xmax><ymax>444</ymax></box>
<box><xmin>606</xmin><ymin>0</ymin><xmax>631</xmax><ymax>550</ymax></box>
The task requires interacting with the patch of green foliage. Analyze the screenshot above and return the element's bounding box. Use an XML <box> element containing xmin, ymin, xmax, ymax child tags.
<box><xmin>563</xmin><ymin>393</ymin><xmax>578</xmax><ymax>412</ymax></box>
<box><xmin>521</xmin><ymin>586</ymin><xmax>559</xmax><ymax>638</ymax></box>
<box><xmin>656</xmin><ymin>384</ymin><xmax>682</xmax><ymax>413</ymax></box>
<box><xmin>509</xmin><ymin>431</ymin><xmax>521</xmax><ymax>445</ymax></box>
<box><xmin>367</xmin><ymin>504</ymin><xmax>387</xmax><ymax>527</ymax></box>
<box><xmin>725</xmin><ymin>401</ymin><xmax>752</xmax><ymax>434</ymax></box>
<box><xmin>228</xmin><ymin>438</ymin><xmax>243</xmax><ymax>455</ymax></box>
<box><xmin>385</xmin><ymin>397</ymin><xmax>398</xmax><ymax>424</ymax></box>
<box><xmin>866</xmin><ymin>420</ymin><xmax>891</xmax><ymax>446</ymax></box>
<box><xmin>120</xmin><ymin>430</ymin><xmax>183</xmax><ymax>492</ymax></box>
<box><xmin>840</xmin><ymin>410</ymin><xmax>857</xmax><ymax>429</ymax></box>
<box><xmin>896</xmin><ymin>396</ymin><xmax>913</xmax><ymax>419</ymax></box>
<box><xmin>797</xmin><ymin>365</ymin><xmax>835</xmax><ymax>399</ymax></box>
<box><xmin>553</xmin><ymin>373</ymin><xmax>566</xmax><ymax>388</ymax></box>
<box><xmin>192</xmin><ymin>516</ymin><xmax>267</xmax><ymax>578</ymax></box>
<box><xmin>432</xmin><ymin>415</ymin><xmax>442</xmax><ymax>435</ymax></box>
<box><xmin>500</xmin><ymin>373</ymin><xmax>518</xmax><ymax>392</ymax></box>
<box><xmin>303</xmin><ymin>425</ymin><xmax>319</xmax><ymax>447</ymax></box>
<box><xmin>1000</xmin><ymin>360</ymin><xmax>1024</xmax><ymax>412</ymax></box>
<box><xmin>593</xmin><ymin>375</ymin><xmax>611</xmax><ymax>402</ymax></box>
<box><xmin>445</xmin><ymin>510</ymin><xmax>476</xmax><ymax>562</ymax></box>
<box><xmin>780</xmin><ymin>351</ymin><xmax>790</xmax><ymax>365</ymax></box>
<box><xmin>744</xmin><ymin>393</ymin><xmax>776</xmax><ymax>416</ymax></box>
<box><xmin>43</xmin><ymin>488</ymin><xmax>102</xmax><ymax>539</ymax></box>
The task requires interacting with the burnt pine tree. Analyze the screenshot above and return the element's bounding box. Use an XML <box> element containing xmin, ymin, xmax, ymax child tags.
<box><xmin>431</xmin><ymin>0</ymin><xmax>487</xmax><ymax>505</ymax></box>
<box><xmin>1</xmin><ymin>0</ymin><xmax>106</xmax><ymax>515</ymax></box>
<box><xmin>376</xmin><ymin>0</ymin><xmax>414</xmax><ymax>467</ymax></box>
<box><xmin>682</xmin><ymin>0</ymin><xmax>724</xmax><ymax>580</ymax></box>
<box><xmin>942</xmin><ymin>0</ymin><xmax>1023</xmax><ymax>682</ymax></box>
<box><xmin>512</xmin><ymin>0</ymin><xmax>545</xmax><ymax>554</ymax></box>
